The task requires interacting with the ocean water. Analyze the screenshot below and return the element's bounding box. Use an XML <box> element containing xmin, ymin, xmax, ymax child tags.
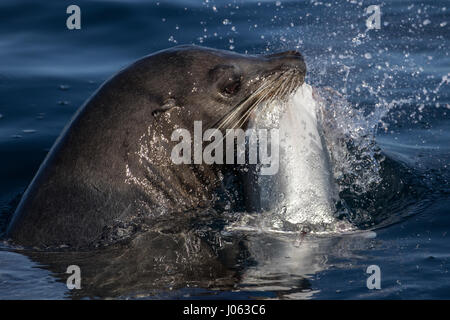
<box><xmin>0</xmin><ymin>0</ymin><xmax>449</xmax><ymax>299</ymax></box>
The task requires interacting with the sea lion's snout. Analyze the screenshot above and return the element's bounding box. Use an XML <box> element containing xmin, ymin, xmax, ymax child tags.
<box><xmin>265</xmin><ymin>50</ymin><xmax>307</xmax><ymax>77</ymax></box>
<box><xmin>266</xmin><ymin>50</ymin><xmax>303</xmax><ymax>59</ymax></box>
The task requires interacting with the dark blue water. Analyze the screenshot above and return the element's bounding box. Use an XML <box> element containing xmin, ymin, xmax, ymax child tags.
<box><xmin>0</xmin><ymin>0</ymin><xmax>449</xmax><ymax>299</ymax></box>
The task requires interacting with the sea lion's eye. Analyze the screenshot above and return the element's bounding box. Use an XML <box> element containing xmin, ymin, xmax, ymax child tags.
<box><xmin>223</xmin><ymin>80</ymin><xmax>241</xmax><ymax>95</ymax></box>
<box><xmin>209</xmin><ymin>65</ymin><xmax>241</xmax><ymax>97</ymax></box>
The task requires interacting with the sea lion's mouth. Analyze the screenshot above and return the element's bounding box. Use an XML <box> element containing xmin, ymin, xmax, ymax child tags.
<box><xmin>214</xmin><ymin>69</ymin><xmax>304</xmax><ymax>131</ymax></box>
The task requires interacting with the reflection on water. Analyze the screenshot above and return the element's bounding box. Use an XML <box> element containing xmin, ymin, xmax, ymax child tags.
<box><xmin>2</xmin><ymin>219</ymin><xmax>376</xmax><ymax>299</ymax></box>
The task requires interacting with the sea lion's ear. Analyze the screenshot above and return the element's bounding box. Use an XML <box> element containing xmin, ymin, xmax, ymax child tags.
<box><xmin>152</xmin><ymin>98</ymin><xmax>178</xmax><ymax>117</ymax></box>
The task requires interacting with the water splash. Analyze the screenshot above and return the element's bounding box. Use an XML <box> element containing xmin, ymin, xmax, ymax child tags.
<box><xmin>230</xmin><ymin>78</ymin><xmax>403</xmax><ymax>234</ymax></box>
<box><xmin>315</xmin><ymin>87</ymin><xmax>385</xmax><ymax>196</ymax></box>
<box><xmin>236</xmin><ymin>83</ymin><xmax>362</xmax><ymax>234</ymax></box>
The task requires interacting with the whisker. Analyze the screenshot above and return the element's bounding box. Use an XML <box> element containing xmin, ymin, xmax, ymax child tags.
<box><xmin>204</xmin><ymin>71</ymin><xmax>304</xmax><ymax>155</ymax></box>
<box><xmin>215</xmin><ymin>79</ymin><xmax>275</xmax><ymax>131</ymax></box>
<box><xmin>213</xmin><ymin>69</ymin><xmax>303</xmax><ymax>137</ymax></box>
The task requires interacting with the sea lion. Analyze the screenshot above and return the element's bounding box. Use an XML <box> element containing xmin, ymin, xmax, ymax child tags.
<box><xmin>6</xmin><ymin>45</ymin><xmax>306</xmax><ymax>249</ymax></box>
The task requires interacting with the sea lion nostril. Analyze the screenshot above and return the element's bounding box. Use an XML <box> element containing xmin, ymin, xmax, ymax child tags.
<box><xmin>285</xmin><ymin>50</ymin><xmax>303</xmax><ymax>58</ymax></box>
<box><xmin>266</xmin><ymin>50</ymin><xmax>304</xmax><ymax>59</ymax></box>
<box><xmin>278</xmin><ymin>57</ymin><xmax>307</xmax><ymax>75</ymax></box>
<box><xmin>265</xmin><ymin>50</ymin><xmax>306</xmax><ymax>74</ymax></box>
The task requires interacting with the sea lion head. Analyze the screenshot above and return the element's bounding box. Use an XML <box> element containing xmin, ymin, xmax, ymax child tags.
<box><xmin>4</xmin><ymin>45</ymin><xmax>307</xmax><ymax>249</ymax></box>
<box><xmin>128</xmin><ymin>45</ymin><xmax>307</xmax><ymax>130</ymax></box>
